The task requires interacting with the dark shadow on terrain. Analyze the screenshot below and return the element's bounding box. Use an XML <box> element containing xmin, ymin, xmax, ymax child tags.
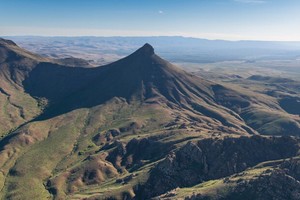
<box><xmin>280</xmin><ymin>97</ymin><xmax>300</xmax><ymax>115</ymax></box>
<box><xmin>22</xmin><ymin>44</ymin><xmax>216</xmax><ymax>121</ymax></box>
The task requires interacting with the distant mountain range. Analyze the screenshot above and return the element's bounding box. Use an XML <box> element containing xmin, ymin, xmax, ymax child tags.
<box><xmin>0</xmin><ymin>38</ymin><xmax>300</xmax><ymax>199</ymax></box>
<box><xmin>4</xmin><ymin>36</ymin><xmax>300</xmax><ymax>65</ymax></box>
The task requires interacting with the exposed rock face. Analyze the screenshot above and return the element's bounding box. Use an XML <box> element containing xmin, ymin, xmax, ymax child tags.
<box><xmin>280</xmin><ymin>158</ymin><xmax>300</xmax><ymax>182</ymax></box>
<box><xmin>227</xmin><ymin>170</ymin><xmax>300</xmax><ymax>200</ymax></box>
<box><xmin>139</xmin><ymin>136</ymin><xmax>300</xmax><ymax>198</ymax></box>
<box><xmin>186</xmin><ymin>159</ymin><xmax>300</xmax><ymax>200</ymax></box>
<box><xmin>185</xmin><ymin>171</ymin><xmax>300</xmax><ymax>200</ymax></box>
<box><xmin>106</xmin><ymin>137</ymin><xmax>173</xmax><ymax>171</ymax></box>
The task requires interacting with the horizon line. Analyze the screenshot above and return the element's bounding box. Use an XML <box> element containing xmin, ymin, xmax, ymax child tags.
<box><xmin>2</xmin><ymin>35</ymin><xmax>300</xmax><ymax>43</ymax></box>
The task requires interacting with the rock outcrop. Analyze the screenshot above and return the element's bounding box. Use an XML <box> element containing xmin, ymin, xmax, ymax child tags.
<box><xmin>139</xmin><ymin>136</ymin><xmax>300</xmax><ymax>198</ymax></box>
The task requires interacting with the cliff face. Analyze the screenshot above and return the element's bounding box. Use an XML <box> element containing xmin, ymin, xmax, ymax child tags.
<box><xmin>139</xmin><ymin>136</ymin><xmax>300</xmax><ymax>198</ymax></box>
<box><xmin>181</xmin><ymin>159</ymin><xmax>300</xmax><ymax>200</ymax></box>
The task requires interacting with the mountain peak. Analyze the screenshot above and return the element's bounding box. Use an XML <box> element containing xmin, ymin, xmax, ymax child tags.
<box><xmin>133</xmin><ymin>43</ymin><xmax>155</xmax><ymax>56</ymax></box>
<box><xmin>0</xmin><ymin>38</ymin><xmax>17</xmax><ymax>46</ymax></box>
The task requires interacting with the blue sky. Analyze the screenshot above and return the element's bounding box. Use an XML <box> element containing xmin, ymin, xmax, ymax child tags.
<box><xmin>0</xmin><ymin>0</ymin><xmax>300</xmax><ymax>41</ymax></box>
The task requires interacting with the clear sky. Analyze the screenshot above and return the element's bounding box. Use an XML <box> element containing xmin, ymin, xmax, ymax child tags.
<box><xmin>1</xmin><ymin>0</ymin><xmax>300</xmax><ymax>41</ymax></box>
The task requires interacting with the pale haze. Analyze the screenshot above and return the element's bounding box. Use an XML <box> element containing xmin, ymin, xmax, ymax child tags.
<box><xmin>1</xmin><ymin>0</ymin><xmax>300</xmax><ymax>41</ymax></box>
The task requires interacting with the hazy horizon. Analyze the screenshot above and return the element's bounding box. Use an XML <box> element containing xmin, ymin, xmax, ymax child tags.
<box><xmin>1</xmin><ymin>0</ymin><xmax>300</xmax><ymax>41</ymax></box>
<box><xmin>3</xmin><ymin>35</ymin><xmax>300</xmax><ymax>43</ymax></box>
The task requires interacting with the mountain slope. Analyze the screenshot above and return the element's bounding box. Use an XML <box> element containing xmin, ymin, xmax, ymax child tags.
<box><xmin>0</xmin><ymin>39</ymin><xmax>300</xmax><ymax>200</ymax></box>
<box><xmin>0</xmin><ymin>39</ymin><xmax>49</xmax><ymax>136</ymax></box>
<box><xmin>22</xmin><ymin>43</ymin><xmax>254</xmax><ymax>135</ymax></box>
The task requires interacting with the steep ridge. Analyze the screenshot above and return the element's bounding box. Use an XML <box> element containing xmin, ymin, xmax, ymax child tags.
<box><xmin>23</xmin><ymin>43</ymin><xmax>253</xmax><ymax>134</ymax></box>
<box><xmin>0</xmin><ymin>39</ymin><xmax>49</xmax><ymax>136</ymax></box>
<box><xmin>24</xmin><ymin>43</ymin><xmax>213</xmax><ymax>106</ymax></box>
<box><xmin>0</xmin><ymin>38</ymin><xmax>48</xmax><ymax>84</ymax></box>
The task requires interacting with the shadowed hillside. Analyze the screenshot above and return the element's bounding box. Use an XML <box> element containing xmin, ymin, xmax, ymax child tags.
<box><xmin>22</xmin><ymin>43</ymin><xmax>257</xmax><ymax>135</ymax></box>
